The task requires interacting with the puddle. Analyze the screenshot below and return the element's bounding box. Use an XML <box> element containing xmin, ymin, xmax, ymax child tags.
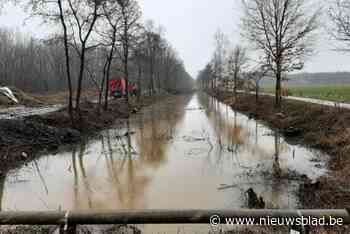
<box><xmin>0</xmin><ymin>93</ymin><xmax>328</xmax><ymax>233</ymax></box>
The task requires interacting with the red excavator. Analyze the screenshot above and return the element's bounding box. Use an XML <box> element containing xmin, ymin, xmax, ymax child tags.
<box><xmin>109</xmin><ymin>77</ymin><xmax>138</xmax><ymax>98</ymax></box>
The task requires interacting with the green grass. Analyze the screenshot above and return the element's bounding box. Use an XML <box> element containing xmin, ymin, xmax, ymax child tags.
<box><xmin>262</xmin><ymin>84</ymin><xmax>350</xmax><ymax>102</ymax></box>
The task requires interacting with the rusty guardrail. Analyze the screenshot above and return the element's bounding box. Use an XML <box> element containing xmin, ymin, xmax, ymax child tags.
<box><xmin>0</xmin><ymin>209</ymin><xmax>349</xmax><ymax>233</ymax></box>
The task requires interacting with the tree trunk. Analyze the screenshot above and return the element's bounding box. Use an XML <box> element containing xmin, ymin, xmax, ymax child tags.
<box><xmin>125</xmin><ymin>64</ymin><xmax>129</xmax><ymax>95</ymax></box>
<box><xmin>214</xmin><ymin>77</ymin><xmax>216</xmax><ymax>90</ymax></box>
<box><xmin>75</xmin><ymin>45</ymin><xmax>86</xmax><ymax>112</ymax></box>
<box><xmin>234</xmin><ymin>71</ymin><xmax>238</xmax><ymax>100</ymax></box>
<box><xmin>104</xmin><ymin>43</ymin><xmax>115</xmax><ymax>111</ymax></box>
<box><xmin>157</xmin><ymin>66</ymin><xmax>161</xmax><ymax>92</ymax></box>
<box><xmin>104</xmin><ymin>59</ymin><xmax>111</xmax><ymax>111</ymax></box>
<box><xmin>99</xmin><ymin>58</ymin><xmax>108</xmax><ymax>107</ymax></box>
<box><xmin>58</xmin><ymin>0</ymin><xmax>73</xmax><ymax>124</ymax></box>
<box><xmin>150</xmin><ymin>59</ymin><xmax>154</xmax><ymax>95</ymax></box>
<box><xmin>0</xmin><ymin>174</ymin><xmax>5</xmax><ymax>211</ymax></box>
<box><xmin>256</xmin><ymin>84</ymin><xmax>259</xmax><ymax>104</ymax></box>
<box><xmin>137</xmin><ymin>61</ymin><xmax>142</xmax><ymax>102</ymax></box>
<box><xmin>275</xmin><ymin>68</ymin><xmax>282</xmax><ymax>108</ymax></box>
<box><xmin>122</xmin><ymin>9</ymin><xmax>130</xmax><ymax>105</ymax></box>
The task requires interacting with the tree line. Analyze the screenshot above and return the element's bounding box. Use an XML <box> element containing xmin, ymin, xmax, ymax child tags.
<box><xmin>197</xmin><ymin>0</ymin><xmax>350</xmax><ymax>108</ymax></box>
<box><xmin>0</xmin><ymin>0</ymin><xmax>193</xmax><ymax>115</ymax></box>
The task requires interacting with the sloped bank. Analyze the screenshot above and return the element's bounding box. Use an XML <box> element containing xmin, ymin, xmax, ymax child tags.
<box><xmin>209</xmin><ymin>90</ymin><xmax>350</xmax><ymax>209</ymax></box>
<box><xmin>0</xmin><ymin>95</ymin><xmax>170</xmax><ymax>177</ymax></box>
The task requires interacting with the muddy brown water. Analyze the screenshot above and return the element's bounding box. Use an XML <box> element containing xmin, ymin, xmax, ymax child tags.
<box><xmin>0</xmin><ymin>93</ymin><xmax>328</xmax><ymax>233</ymax></box>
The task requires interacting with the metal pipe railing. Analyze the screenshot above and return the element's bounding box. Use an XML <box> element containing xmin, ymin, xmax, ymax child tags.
<box><xmin>0</xmin><ymin>209</ymin><xmax>349</xmax><ymax>225</ymax></box>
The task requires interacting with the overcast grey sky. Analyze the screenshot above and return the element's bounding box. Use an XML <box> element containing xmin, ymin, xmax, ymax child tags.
<box><xmin>1</xmin><ymin>1</ymin><xmax>350</xmax><ymax>78</ymax></box>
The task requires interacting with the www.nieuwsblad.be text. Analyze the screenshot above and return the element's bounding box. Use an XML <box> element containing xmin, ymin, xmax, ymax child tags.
<box><xmin>210</xmin><ymin>215</ymin><xmax>344</xmax><ymax>227</ymax></box>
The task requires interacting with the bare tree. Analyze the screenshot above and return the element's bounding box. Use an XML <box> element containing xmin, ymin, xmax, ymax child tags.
<box><xmin>98</xmin><ymin>0</ymin><xmax>122</xmax><ymax>110</ymax></box>
<box><xmin>0</xmin><ymin>27</ymin><xmax>75</xmax><ymax>92</ymax></box>
<box><xmin>241</xmin><ymin>0</ymin><xmax>319</xmax><ymax>108</ymax></box>
<box><xmin>132</xmin><ymin>28</ymin><xmax>191</xmax><ymax>97</ymax></box>
<box><xmin>228</xmin><ymin>45</ymin><xmax>247</xmax><ymax>100</ymax></box>
<box><xmin>162</xmin><ymin>45</ymin><xmax>179</xmax><ymax>92</ymax></box>
<box><xmin>155</xmin><ymin>39</ymin><xmax>166</xmax><ymax>92</ymax></box>
<box><xmin>84</xmin><ymin>46</ymin><xmax>108</xmax><ymax>108</ymax></box>
<box><xmin>329</xmin><ymin>0</ymin><xmax>350</xmax><ymax>51</ymax></box>
<box><xmin>197</xmin><ymin>64</ymin><xmax>213</xmax><ymax>90</ymax></box>
<box><xmin>211</xmin><ymin>29</ymin><xmax>229</xmax><ymax>91</ymax></box>
<box><xmin>133</xmin><ymin>31</ymin><xmax>147</xmax><ymax>101</ymax></box>
<box><xmin>27</xmin><ymin>0</ymin><xmax>105</xmax><ymax>118</ymax></box>
<box><xmin>28</xmin><ymin>0</ymin><xmax>77</xmax><ymax>120</ymax></box>
<box><xmin>245</xmin><ymin>65</ymin><xmax>270</xmax><ymax>103</ymax></box>
<box><xmin>66</xmin><ymin>0</ymin><xmax>103</xmax><ymax>111</ymax></box>
<box><xmin>143</xmin><ymin>20</ymin><xmax>161</xmax><ymax>95</ymax></box>
<box><xmin>117</xmin><ymin>0</ymin><xmax>141</xmax><ymax>103</ymax></box>
<box><xmin>3</xmin><ymin>0</ymin><xmax>194</xmax><ymax>108</ymax></box>
<box><xmin>58</xmin><ymin>0</ymin><xmax>74</xmax><ymax>119</ymax></box>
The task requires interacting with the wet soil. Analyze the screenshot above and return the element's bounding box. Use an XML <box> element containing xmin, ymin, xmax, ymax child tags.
<box><xmin>0</xmin><ymin>94</ymin><xmax>170</xmax><ymax>178</ymax></box>
<box><xmin>0</xmin><ymin>88</ymin><xmax>98</xmax><ymax>107</ymax></box>
<box><xmin>0</xmin><ymin>225</ymin><xmax>144</xmax><ymax>234</ymax></box>
<box><xmin>1</xmin><ymin>93</ymin><xmax>333</xmax><ymax>233</ymax></box>
<box><xmin>0</xmin><ymin>92</ymin><xmax>347</xmax><ymax>233</ymax></box>
<box><xmin>210</xmin><ymin>90</ymin><xmax>350</xmax><ymax>209</ymax></box>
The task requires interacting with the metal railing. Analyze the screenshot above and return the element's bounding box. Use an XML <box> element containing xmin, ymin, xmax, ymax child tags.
<box><xmin>0</xmin><ymin>209</ymin><xmax>348</xmax><ymax>234</ymax></box>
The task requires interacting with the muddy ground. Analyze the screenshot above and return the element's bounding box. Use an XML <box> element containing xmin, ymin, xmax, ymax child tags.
<box><xmin>210</xmin><ymin>90</ymin><xmax>350</xmax><ymax>209</ymax></box>
<box><xmin>0</xmin><ymin>226</ymin><xmax>343</xmax><ymax>234</ymax></box>
<box><xmin>0</xmin><ymin>94</ymin><xmax>170</xmax><ymax>177</ymax></box>
<box><xmin>0</xmin><ymin>224</ymin><xmax>144</xmax><ymax>234</ymax></box>
<box><xmin>0</xmin><ymin>87</ymin><xmax>98</xmax><ymax>107</ymax></box>
<box><xmin>1</xmin><ymin>90</ymin><xmax>349</xmax><ymax>233</ymax></box>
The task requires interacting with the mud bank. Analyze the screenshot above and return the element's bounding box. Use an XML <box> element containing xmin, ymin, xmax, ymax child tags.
<box><xmin>0</xmin><ymin>87</ymin><xmax>98</xmax><ymax>107</ymax></box>
<box><xmin>0</xmin><ymin>95</ymin><xmax>169</xmax><ymax>176</ymax></box>
<box><xmin>210</xmin><ymin>90</ymin><xmax>350</xmax><ymax>209</ymax></box>
<box><xmin>0</xmin><ymin>224</ymin><xmax>142</xmax><ymax>234</ymax></box>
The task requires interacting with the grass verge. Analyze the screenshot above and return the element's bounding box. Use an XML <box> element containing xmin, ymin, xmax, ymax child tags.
<box><xmin>262</xmin><ymin>84</ymin><xmax>350</xmax><ymax>103</ymax></box>
<box><xmin>211</xmin><ymin>90</ymin><xmax>350</xmax><ymax>209</ymax></box>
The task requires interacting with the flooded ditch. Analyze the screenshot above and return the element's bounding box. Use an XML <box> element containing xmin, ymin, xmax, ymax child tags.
<box><xmin>0</xmin><ymin>93</ymin><xmax>329</xmax><ymax>233</ymax></box>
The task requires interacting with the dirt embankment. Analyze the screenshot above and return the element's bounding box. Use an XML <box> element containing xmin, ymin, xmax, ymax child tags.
<box><xmin>0</xmin><ymin>94</ymin><xmax>169</xmax><ymax>176</ymax></box>
<box><xmin>0</xmin><ymin>87</ymin><xmax>98</xmax><ymax>107</ymax></box>
<box><xmin>210</xmin><ymin>90</ymin><xmax>350</xmax><ymax>209</ymax></box>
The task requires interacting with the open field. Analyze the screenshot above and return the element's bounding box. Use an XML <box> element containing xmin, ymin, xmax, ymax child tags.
<box><xmin>262</xmin><ymin>84</ymin><xmax>350</xmax><ymax>103</ymax></box>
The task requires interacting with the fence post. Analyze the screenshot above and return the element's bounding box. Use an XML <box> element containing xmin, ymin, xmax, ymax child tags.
<box><xmin>59</xmin><ymin>224</ymin><xmax>76</xmax><ymax>234</ymax></box>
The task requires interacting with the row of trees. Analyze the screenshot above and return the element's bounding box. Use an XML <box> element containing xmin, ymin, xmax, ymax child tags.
<box><xmin>0</xmin><ymin>29</ymin><xmax>89</xmax><ymax>93</ymax></box>
<box><xmin>198</xmin><ymin>0</ymin><xmax>350</xmax><ymax>108</ymax></box>
<box><xmin>197</xmin><ymin>30</ymin><xmax>252</xmax><ymax>100</ymax></box>
<box><xmin>0</xmin><ymin>0</ymin><xmax>193</xmax><ymax>117</ymax></box>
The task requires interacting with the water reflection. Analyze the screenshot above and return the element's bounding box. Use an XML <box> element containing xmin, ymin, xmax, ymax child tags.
<box><xmin>0</xmin><ymin>174</ymin><xmax>5</xmax><ymax>211</ymax></box>
<box><xmin>58</xmin><ymin>97</ymin><xmax>191</xmax><ymax>210</ymax></box>
<box><xmin>270</xmin><ymin>132</ymin><xmax>284</xmax><ymax>208</ymax></box>
<box><xmin>136</xmin><ymin>105</ymin><xmax>169</xmax><ymax>168</ymax></box>
<box><xmin>65</xmin><ymin>132</ymin><xmax>145</xmax><ymax>209</ymax></box>
<box><xmin>78</xmin><ymin>143</ymin><xmax>93</xmax><ymax>209</ymax></box>
<box><xmin>2</xmin><ymin>94</ymin><xmax>327</xmax><ymax>227</ymax></box>
<box><xmin>197</xmin><ymin>93</ymin><xmax>327</xmax><ymax>209</ymax></box>
<box><xmin>273</xmin><ymin>132</ymin><xmax>282</xmax><ymax>178</ymax></box>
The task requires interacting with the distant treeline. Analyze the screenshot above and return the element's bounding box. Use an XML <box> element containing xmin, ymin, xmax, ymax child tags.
<box><xmin>0</xmin><ymin>27</ymin><xmax>194</xmax><ymax>94</ymax></box>
<box><xmin>0</xmin><ymin>28</ymin><xmax>69</xmax><ymax>92</ymax></box>
<box><xmin>261</xmin><ymin>72</ymin><xmax>350</xmax><ymax>86</ymax></box>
